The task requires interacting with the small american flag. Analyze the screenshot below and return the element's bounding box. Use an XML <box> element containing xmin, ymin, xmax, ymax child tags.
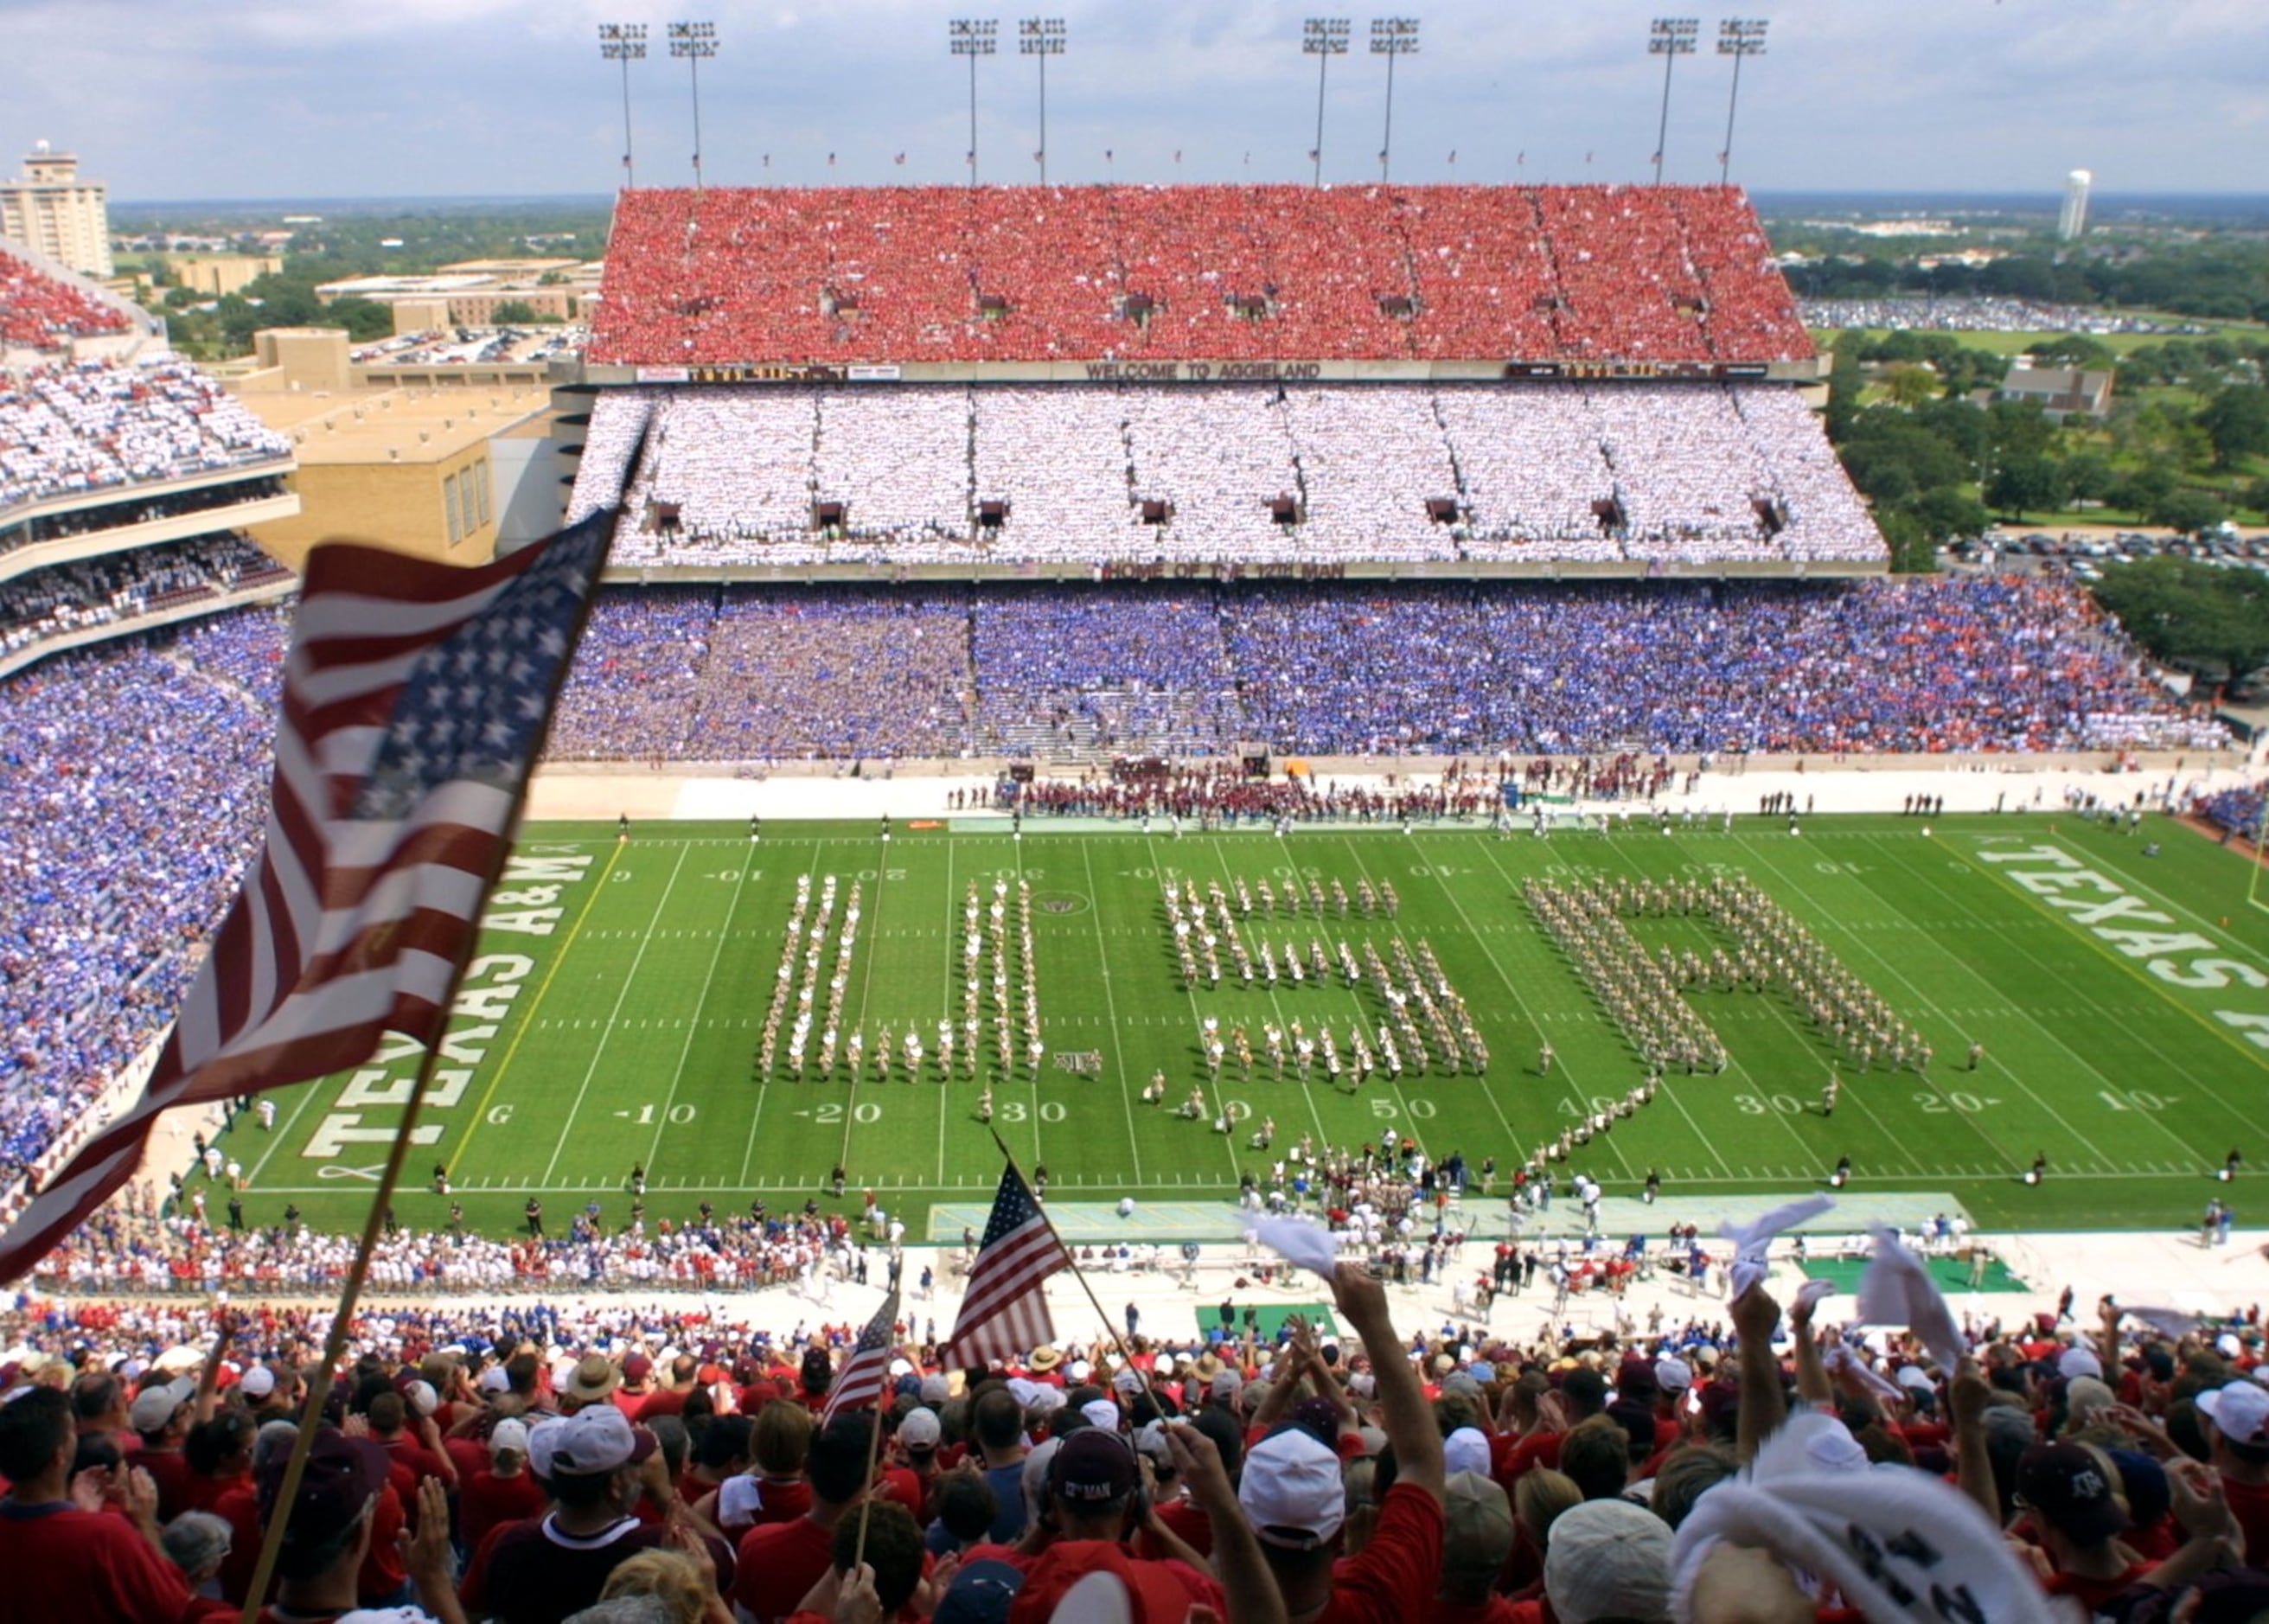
<box><xmin>0</xmin><ymin>513</ymin><xmax>615</xmax><ymax>1282</ymax></box>
<box><xmin>943</xmin><ymin>1163</ymin><xmax>1069</xmax><ymax>1366</ymax></box>
<box><xmin>821</xmin><ymin>1288</ymin><xmax>902</xmax><ymax>1426</ymax></box>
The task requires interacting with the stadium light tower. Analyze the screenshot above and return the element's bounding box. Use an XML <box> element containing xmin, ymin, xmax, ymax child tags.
<box><xmin>1647</xmin><ymin>17</ymin><xmax>1698</xmax><ymax>185</ymax></box>
<box><xmin>1303</xmin><ymin>18</ymin><xmax>1351</xmax><ymax>189</ymax></box>
<box><xmin>1715</xmin><ymin>18</ymin><xmax>1767</xmax><ymax>186</ymax></box>
<box><xmin>1370</xmin><ymin>17</ymin><xmax>1420</xmax><ymax>184</ymax></box>
<box><xmin>668</xmin><ymin>22</ymin><xmax>719</xmax><ymax>189</ymax></box>
<box><xmin>949</xmin><ymin>19</ymin><xmax>999</xmax><ymax>187</ymax></box>
<box><xmin>1019</xmin><ymin>19</ymin><xmax>1066</xmax><ymax>186</ymax></box>
<box><xmin>598</xmin><ymin>23</ymin><xmax>649</xmax><ymax>190</ymax></box>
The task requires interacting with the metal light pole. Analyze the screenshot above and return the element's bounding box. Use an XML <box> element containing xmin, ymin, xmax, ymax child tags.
<box><xmin>1648</xmin><ymin>17</ymin><xmax>1698</xmax><ymax>185</ymax></box>
<box><xmin>949</xmin><ymin>19</ymin><xmax>999</xmax><ymax>186</ymax></box>
<box><xmin>1716</xmin><ymin>18</ymin><xmax>1767</xmax><ymax>185</ymax></box>
<box><xmin>1370</xmin><ymin>17</ymin><xmax>1419</xmax><ymax>184</ymax></box>
<box><xmin>598</xmin><ymin>23</ymin><xmax>649</xmax><ymax>190</ymax></box>
<box><xmin>1303</xmin><ymin>18</ymin><xmax>1350</xmax><ymax>188</ymax></box>
<box><xmin>1019</xmin><ymin>19</ymin><xmax>1066</xmax><ymax>186</ymax></box>
<box><xmin>668</xmin><ymin>22</ymin><xmax>718</xmax><ymax>189</ymax></box>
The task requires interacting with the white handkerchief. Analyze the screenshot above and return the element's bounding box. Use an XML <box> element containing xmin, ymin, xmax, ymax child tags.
<box><xmin>1252</xmin><ymin>1215</ymin><xmax>1340</xmax><ymax>1280</ymax></box>
<box><xmin>1716</xmin><ymin>1194</ymin><xmax>1835</xmax><ymax>1301</ymax></box>
<box><xmin>1855</xmin><ymin>1224</ymin><xmax>1964</xmax><ymax>1376</ymax></box>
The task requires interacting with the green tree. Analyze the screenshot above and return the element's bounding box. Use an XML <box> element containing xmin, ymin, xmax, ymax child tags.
<box><xmin>490</xmin><ymin>298</ymin><xmax>540</xmax><ymax>324</ymax></box>
<box><xmin>2199</xmin><ymin>385</ymin><xmax>2269</xmax><ymax>470</ymax></box>
<box><xmin>1882</xmin><ymin>364</ymin><xmax>1940</xmax><ymax>408</ymax></box>
<box><xmin>2027</xmin><ymin>334</ymin><xmax>2114</xmax><ymax>371</ymax></box>
<box><xmin>2092</xmin><ymin>555</ymin><xmax>2269</xmax><ymax>681</ymax></box>
<box><xmin>2061</xmin><ymin>452</ymin><xmax>2117</xmax><ymax>507</ymax></box>
<box><xmin>1825</xmin><ymin>342</ymin><xmax>1863</xmax><ymax>444</ymax></box>
<box><xmin>1985</xmin><ymin>453</ymin><xmax>2068</xmax><ymax>516</ymax></box>
<box><xmin>2150</xmin><ymin>488</ymin><xmax>2231</xmax><ymax>537</ymax></box>
<box><xmin>2245</xmin><ymin>478</ymin><xmax>2269</xmax><ymax>521</ymax></box>
<box><xmin>1907</xmin><ymin>488</ymin><xmax>1990</xmax><ymax>545</ymax></box>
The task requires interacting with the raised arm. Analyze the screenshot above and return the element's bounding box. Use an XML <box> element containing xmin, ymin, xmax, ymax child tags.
<box><xmin>1332</xmin><ymin>1262</ymin><xmax>1441</xmax><ymax>1502</ymax></box>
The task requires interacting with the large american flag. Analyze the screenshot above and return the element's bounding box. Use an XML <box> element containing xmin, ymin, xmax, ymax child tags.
<box><xmin>0</xmin><ymin>513</ymin><xmax>615</xmax><ymax>1283</ymax></box>
<box><xmin>820</xmin><ymin>1288</ymin><xmax>902</xmax><ymax>1427</ymax></box>
<box><xmin>942</xmin><ymin>1163</ymin><xmax>1069</xmax><ymax>1366</ymax></box>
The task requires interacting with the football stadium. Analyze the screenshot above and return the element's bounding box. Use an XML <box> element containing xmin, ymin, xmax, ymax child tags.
<box><xmin>7</xmin><ymin>64</ymin><xmax>2269</xmax><ymax>1622</ymax></box>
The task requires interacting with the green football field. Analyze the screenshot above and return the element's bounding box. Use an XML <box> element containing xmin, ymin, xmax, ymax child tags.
<box><xmin>199</xmin><ymin>812</ymin><xmax>2269</xmax><ymax>1240</ymax></box>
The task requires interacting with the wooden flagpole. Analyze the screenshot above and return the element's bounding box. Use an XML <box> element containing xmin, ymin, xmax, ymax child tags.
<box><xmin>985</xmin><ymin>1128</ymin><xmax>1166</xmax><ymax>1411</ymax></box>
<box><xmin>848</xmin><ymin>1287</ymin><xmax>901</xmax><ymax>1570</ymax></box>
<box><xmin>234</xmin><ymin>1043</ymin><xmax>444</xmax><ymax>1623</ymax></box>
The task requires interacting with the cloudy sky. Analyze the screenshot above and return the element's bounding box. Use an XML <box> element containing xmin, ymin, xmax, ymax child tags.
<box><xmin>3</xmin><ymin>0</ymin><xmax>2261</xmax><ymax>201</ymax></box>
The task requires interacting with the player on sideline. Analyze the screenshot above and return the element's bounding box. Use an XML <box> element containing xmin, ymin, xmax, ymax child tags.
<box><xmin>618</xmin><ymin>813</ymin><xmax>630</xmax><ymax>841</ymax></box>
<box><xmin>750</xmin><ymin>814</ymin><xmax>762</xmax><ymax>843</ymax></box>
<box><xmin>1821</xmin><ymin>1073</ymin><xmax>1838</xmax><ymax>1118</ymax></box>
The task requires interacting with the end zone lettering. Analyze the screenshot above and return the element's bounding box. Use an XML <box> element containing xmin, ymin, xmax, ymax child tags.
<box><xmin>1978</xmin><ymin>845</ymin><xmax>2269</xmax><ymax>1046</ymax></box>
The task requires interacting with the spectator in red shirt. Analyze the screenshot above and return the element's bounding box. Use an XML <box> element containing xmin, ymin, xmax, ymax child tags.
<box><xmin>734</xmin><ymin>1412</ymin><xmax>877</xmax><ymax>1624</ymax></box>
<box><xmin>0</xmin><ymin>1385</ymin><xmax>214</xmax><ymax>1624</ymax></box>
<box><xmin>459</xmin><ymin>1418</ymin><xmax>546</xmax><ymax>1557</ymax></box>
<box><xmin>2015</xmin><ymin>1441</ymin><xmax>2157</xmax><ymax>1613</ymax></box>
<box><xmin>1240</xmin><ymin>1262</ymin><xmax>1443</xmax><ymax>1624</ymax></box>
<box><xmin>2195</xmin><ymin>1379</ymin><xmax>2269</xmax><ymax>1563</ymax></box>
<box><xmin>127</xmin><ymin>1376</ymin><xmax>198</xmax><ymax>1522</ymax></box>
<box><xmin>714</xmin><ymin>1400</ymin><xmax>814</xmax><ymax>1533</ymax></box>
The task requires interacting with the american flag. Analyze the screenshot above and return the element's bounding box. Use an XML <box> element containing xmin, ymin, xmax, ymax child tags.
<box><xmin>820</xmin><ymin>1288</ymin><xmax>902</xmax><ymax>1427</ymax></box>
<box><xmin>943</xmin><ymin>1163</ymin><xmax>1069</xmax><ymax>1366</ymax></box>
<box><xmin>0</xmin><ymin>513</ymin><xmax>615</xmax><ymax>1283</ymax></box>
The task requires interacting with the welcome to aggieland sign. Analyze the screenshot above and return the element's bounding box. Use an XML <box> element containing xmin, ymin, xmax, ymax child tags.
<box><xmin>630</xmin><ymin>358</ymin><xmax>1778</xmax><ymax>385</ymax></box>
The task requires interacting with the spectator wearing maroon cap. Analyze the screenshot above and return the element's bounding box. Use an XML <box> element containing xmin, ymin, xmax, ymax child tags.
<box><xmin>0</xmin><ymin>1385</ymin><xmax>216</xmax><ymax>1624</ymax></box>
<box><xmin>253</xmin><ymin>1428</ymin><xmax>462</xmax><ymax>1624</ymax></box>
<box><xmin>1241</xmin><ymin>1262</ymin><xmax>1443</xmax><ymax>1624</ymax></box>
<box><xmin>734</xmin><ymin>1414</ymin><xmax>878</xmax><ymax>1624</ymax></box>
<box><xmin>2015</xmin><ymin>1441</ymin><xmax>2155</xmax><ymax>1612</ymax></box>
<box><xmin>461</xmin><ymin>1405</ymin><xmax>671</xmax><ymax>1624</ymax></box>
<box><xmin>614</xmin><ymin>1352</ymin><xmax>659</xmax><ymax>1417</ymax></box>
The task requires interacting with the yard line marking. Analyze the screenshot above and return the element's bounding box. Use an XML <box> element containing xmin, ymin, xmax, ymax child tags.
<box><xmin>453</xmin><ymin>838</ymin><xmax>627</xmax><ymax>1167</ymax></box>
<box><xmin>1082</xmin><ymin>841</ymin><xmax>1145</xmax><ymax>1182</ymax></box>
<box><xmin>543</xmin><ymin>843</ymin><xmax>692</xmax><ymax>1183</ymax></box>
<box><xmin>741</xmin><ymin>834</ymin><xmax>832</xmax><ymax>1186</ymax></box>
<box><xmin>936</xmin><ymin>837</ymin><xmax>957</xmax><ymax>1185</ymax></box>
<box><xmin>647</xmin><ymin>849</ymin><xmax>755</xmax><ymax>1172</ymax></box>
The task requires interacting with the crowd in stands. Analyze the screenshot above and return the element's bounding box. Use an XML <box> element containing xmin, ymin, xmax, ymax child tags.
<box><xmin>0</xmin><ymin>354</ymin><xmax>291</xmax><ymax>512</ymax></box>
<box><xmin>572</xmin><ymin>381</ymin><xmax>1882</xmax><ymax>567</ymax></box>
<box><xmin>1800</xmin><ymin>296</ymin><xmax>2208</xmax><ymax>336</ymax></box>
<box><xmin>2194</xmin><ymin>781</ymin><xmax>2267</xmax><ymax>841</ymax></box>
<box><xmin>0</xmin><ymin>609</ymin><xmax>284</xmax><ymax>1211</ymax></box>
<box><xmin>0</xmin><ymin>248</ymin><xmax>132</xmax><ymax>349</ymax></box>
<box><xmin>0</xmin><ymin>534</ymin><xmax>287</xmax><ymax>657</ymax></box>
<box><xmin>589</xmin><ymin>183</ymin><xmax>1812</xmax><ymax>367</ymax></box>
<box><xmin>540</xmin><ymin>576</ymin><xmax>2219</xmax><ymax>763</ymax></box>
<box><xmin>3</xmin><ymin>473</ymin><xmax>291</xmax><ymax>557</ymax></box>
<box><xmin>10</xmin><ymin>1231</ymin><xmax>2269</xmax><ymax>1624</ymax></box>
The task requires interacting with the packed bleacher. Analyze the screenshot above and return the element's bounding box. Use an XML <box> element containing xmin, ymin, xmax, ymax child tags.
<box><xmin>0</xmin><ymin>354</ymin><xmax>291</xmax><ymax>512</ymax></box>
<box><xmin>7</xmin><ymin>1212</ymin><xmax>2269</xmax><ymax>1624</ymax></box>
<box><xmin>0</xmin><ymin>246</ymin><xmax>133</xmax><ymax>349</ymax></box>
<box><xmin>572</xmin><ymin>381</ymin><xmax>1882</xmax><ymax>567</ymax></box>
<box><xmin>0</xmin><ymin>534</ymin><xmax>287</xmax><ymax>656</ymax></box>
<box><xmin>541</xmin><ymin>576</ymin><xmax>2220</xmax><ymax>762</ymax></box>
<box><xmin>0</xmin><ymin>610</ymin><xmax>284</xmax><ymax>1208</ymax></box>
<box><xmin>589</xmin><ymin>183</ymin><xmax>1813</xmax><ymax>366</ymax></box>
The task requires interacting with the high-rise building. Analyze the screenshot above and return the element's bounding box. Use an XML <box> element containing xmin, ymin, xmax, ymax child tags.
<box><xmin>2058</xmin><ymin>169</ymin><xmax>2092</xmax><ymax>242</ymax></box>
<box><xmin>0</xmin><ymin>141</ymin><xmax>113</xmax><ymax>277</ymax></box>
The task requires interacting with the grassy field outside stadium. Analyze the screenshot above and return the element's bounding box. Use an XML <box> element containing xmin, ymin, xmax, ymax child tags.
<box><xmin>196</xmin><ymin>813</ymin><xmax>2269</xmax><ymax>1241</ymax></box>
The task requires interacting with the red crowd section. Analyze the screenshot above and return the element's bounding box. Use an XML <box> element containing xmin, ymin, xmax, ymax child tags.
<box><xmin>589</xmin><ymin>183</ymin><xmax>1812</xmax><ymax>368</ymax></box>
<box><xmin>0</xmin><ymin>250</ymin><xmax>132</xmax><ymax>348</ymax></box>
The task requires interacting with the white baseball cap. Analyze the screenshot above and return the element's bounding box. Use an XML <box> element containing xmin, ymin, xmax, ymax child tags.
<box><xmin>2200</xmin><ymin>1380</ymin><xmax>2269</xmax><ymax>1447</ymax></box>
<box><xmin>1238</xmin><ymin>1427</ymin><xmax>1345</xmax><ymax>1548</ymax></box>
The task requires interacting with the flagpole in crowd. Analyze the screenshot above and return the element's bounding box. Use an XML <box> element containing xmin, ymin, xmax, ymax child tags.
<box><xmin>984</xmin><ymin>1128</ymin><xmax>1164</xmax><ymax>1405</ymax></box>
<box><xmin>237</xmin><ymin>1045</ymin><xmax>450</xmax><ymax>1623</ymax></box>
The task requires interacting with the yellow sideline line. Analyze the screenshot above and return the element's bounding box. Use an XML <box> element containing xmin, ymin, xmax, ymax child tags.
<box><xmin>451</xmin><ymin>839</ymin><xmax>627</xmax><ymax>1165</ymax></box>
